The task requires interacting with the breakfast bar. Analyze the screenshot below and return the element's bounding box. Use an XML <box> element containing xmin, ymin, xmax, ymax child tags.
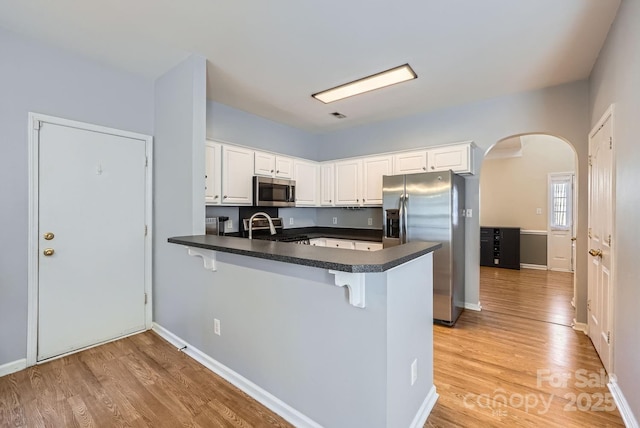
<box><xmin>167</xmin><ymin>235</ymin><xmax>441</xmax><ymax>427</ymax></box>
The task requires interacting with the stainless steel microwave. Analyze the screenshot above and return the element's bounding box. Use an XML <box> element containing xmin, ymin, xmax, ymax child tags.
<box><xmin>253</xmin><ymin>176</ymin><xmax>296</xmax><ymax>207</ymax></box>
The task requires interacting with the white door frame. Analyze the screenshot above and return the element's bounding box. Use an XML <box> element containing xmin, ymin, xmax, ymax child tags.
<box><xmin>588</xmin><ymin>104</ymin><xmax>616</xmax><ymax>374</ymax></box>
<box><xmin>26</xmin><ymin>113</ymin><xmax>153</xmax><ymax>366</ymax></box>
<box><xmin>547</xmin><ymin>172</ymin><xmax>576</xmax><ymax>272</ymax></box>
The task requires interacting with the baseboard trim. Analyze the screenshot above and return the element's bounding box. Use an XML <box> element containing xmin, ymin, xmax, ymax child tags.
<box><xmin>409</xmin><ymin>385</ymin><xmax>439</xmax><ymax>428</ymax></box>
<box><xmin>608</xmin><ymin>376</ymin><xmax>639</xmax><ymax>428</ymax></box>
<box><xmin>572</xmin><ymin>319</ymin><xmax>588</xmax><ymax>334</ymax></box>
<box><xmin>521</xmin><ymin>263</ymin><xmax>548</xmax><ymax>270</ymax></box>
<box><xmin>152</xmin><ymin>323</ymin><xmax>322</xmax><ymax>428</ymax></box>
<box><xmin>464</xmin><ymin>301</ymin><xmax>482</xmax><ymax>311</ymax></box>
<box><xmin>0</xmin><ymin>358</ymin><xmax>27</xmax><ymax>378</ymax></box>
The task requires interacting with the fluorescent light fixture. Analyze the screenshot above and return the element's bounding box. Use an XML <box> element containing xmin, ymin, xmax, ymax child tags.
<box><xmin>312</xmin><ymin>64</ymin><xmax>417</xmax><ymax>104</ymax></box>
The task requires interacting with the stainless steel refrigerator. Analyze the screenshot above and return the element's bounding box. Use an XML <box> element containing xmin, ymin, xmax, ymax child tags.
<box><xmin>382</xmin><ymin>171</ymin><xmax>465</xmax><ymax>325</ymax></box>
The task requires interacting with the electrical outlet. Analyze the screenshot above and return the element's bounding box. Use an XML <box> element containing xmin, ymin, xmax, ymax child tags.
<box><xmin>289</xmin><ymin>217</ymin><xmax>294</xmax><ymax>225</ymax></box>
<box><xmin>466</xmin><ymin>209</ymin><xmax>472</xmax><ymax>218</ymax></box>
<box><xmin>411</xmin><ymin>359</ymin><xmax>418</xmax><ymax>386</ymax></box>
<box><xmin>214</xmin><ymin>318</ymin><xmax>221</xmax><ymax>336</ymax></box>
<box><xmin>332</xmin><ymin>217</ymin><xmax>337</xmax><ymax>225</ymax></box>
<box><xmin>536</xmin><ymin>208</ymin><xmax>543</xmax><ymax>215</ymax></box>
<box><xmin>226</xmin><ymin>219</ymin><xmax>233</xmax><ymax>229</ymax></box>
<box><xmin>367</xmin><ymin>218</ymin><xmax>373</xmax><ymax>226</ymax></box>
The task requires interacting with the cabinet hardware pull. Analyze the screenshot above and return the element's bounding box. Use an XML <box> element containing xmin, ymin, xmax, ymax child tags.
<box><xmin>43</xmin><ymin>248</ymin><xmax>54</xmax><ymax>256</ymax></box>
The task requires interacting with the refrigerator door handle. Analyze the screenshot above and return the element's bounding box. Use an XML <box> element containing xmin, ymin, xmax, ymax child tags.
<box><xmin>402</xmin><ymin>194</ymin><xmax>409</xmax><ymax>243</ymax></box>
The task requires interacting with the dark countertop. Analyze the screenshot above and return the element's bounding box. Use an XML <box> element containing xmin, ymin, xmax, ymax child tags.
<box><xmin>168</xmin><ymin>235</ymin><xmax>441</xmax><ymax>273</ymax></box>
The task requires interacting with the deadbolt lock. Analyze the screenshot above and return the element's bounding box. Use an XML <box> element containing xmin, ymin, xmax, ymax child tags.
<box><xmin>44</xmin><ymin>232</ymin><xmax>55</xmax><ymax>240</ymax></box>
<box><xmin>43</xmin><ymin>248</ymin><xmax>55</xmax><ymax>256</ymax></box>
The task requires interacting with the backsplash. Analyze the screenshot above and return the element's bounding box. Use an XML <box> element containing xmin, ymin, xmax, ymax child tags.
<box><xmin>205</xmin><ymin>206</ymin><xmax>383</xmax><ymax>232</ymax></box>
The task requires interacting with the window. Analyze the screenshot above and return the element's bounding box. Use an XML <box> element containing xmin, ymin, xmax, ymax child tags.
<box><xmin>549</xmin><ymin>174</ymin><xmax>573</xmax><ymax>230</ymax></box>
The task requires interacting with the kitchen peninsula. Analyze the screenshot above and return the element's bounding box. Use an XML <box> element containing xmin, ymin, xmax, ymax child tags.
<box><xmin>167</xmin><ymin>234</ymin><xmax>441</xmax><ymax>428</ymax></box>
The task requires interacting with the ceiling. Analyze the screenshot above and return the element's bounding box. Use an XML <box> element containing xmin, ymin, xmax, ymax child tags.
<box><xmin>0</xmin><ymin>0</ymin><xmax>620</xmax><ymax>133</ymax></box>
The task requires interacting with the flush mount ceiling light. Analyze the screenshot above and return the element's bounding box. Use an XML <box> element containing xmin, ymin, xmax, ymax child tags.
<box><xmin>312</xmin><ymin>64</ymin><xmax>417</xmax><ymax>104</ymax></box>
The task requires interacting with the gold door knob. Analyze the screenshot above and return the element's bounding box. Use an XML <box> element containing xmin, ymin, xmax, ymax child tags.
<box><xmin>588</xmin><ymin>249</ymin><xmax>602</xmax><ymax>257</ymax></box>
<box><xmin>43</xmin><ymin>248</ymin><xmax>55</xmax><ymax>256</ymax></box>
<box><xmin>44</xmin><ymin>232</ymin><xmax>55</xmax><ymax>240</ymax></box>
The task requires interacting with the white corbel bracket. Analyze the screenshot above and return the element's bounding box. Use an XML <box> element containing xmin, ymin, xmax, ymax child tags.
<box><xmin>187</xmin><ymin>247</ymin><xmax>217</xmax><ymax>271</ymax></box>
<box><xmin>328</xmin><ymin>270</ymin><xmax>366</xmax><ymax>308</ymax></box>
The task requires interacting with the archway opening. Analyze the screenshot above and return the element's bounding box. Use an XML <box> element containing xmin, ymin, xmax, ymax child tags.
<box><xmin>479</xmin><ymin>134</ymin><xmax>577</xmax><ymax>326</ymax></box>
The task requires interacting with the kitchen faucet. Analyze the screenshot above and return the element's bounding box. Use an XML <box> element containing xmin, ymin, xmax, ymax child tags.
<box><xmin>248</xmin><ymin>212</ymin><xmax>276</xmax><ymax>239</ymax></box>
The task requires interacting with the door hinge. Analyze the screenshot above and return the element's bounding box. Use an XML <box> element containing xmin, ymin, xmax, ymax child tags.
<box><xmin>33</xmin><ymin>119</ymin><xmax>41</xmax><ymax>131</ymax></box>
<box><xmin>588</xmin><ymin>155</ymin><xmax>592</xmax><ymax>166</ymax></box>
<box><xmin>144</xmin><ymin>293</ymin><xmax>148</xmax><ymax>305</ymax></box>
<box><xmin>609</xmin><ymin>137</ymin><xmax>612</xmax><ymax>150</ymax></box>
<box><xmin>607</xmin><ymin>235</ymin><xmax>611</xmax><ymax>246</ymax></box>
<box><xmin>607</xmin><ymin>331</ymin><xmax>611</xmax><ymax>344</ymax></box>
<box><xmin>145</xmin><ymin>156</ymin><xmax>148</xmax><ymax>167</ymax></box>
<box><xmin>588</xmin><ymin>228</ymin><xmax>592</xmax><ymax>239</ymax></box>
<box><xmin>587</xmin><ymin>299</ymin><xmax>591</xmax><ymax>310</ymax></box>
<box><xmin>144</xmin><ymin>225</ymin><xmax>148</xmax><ymax>236</ymax></box>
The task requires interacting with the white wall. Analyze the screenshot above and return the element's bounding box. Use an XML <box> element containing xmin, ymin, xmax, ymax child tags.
<box><xmin>0</xmin><ymin>28</ymin><xmax>154</xmax><ymax>366</ymax></box>
<box><xmin>589</xmin><ymin>0</ymin><xmax>640</xmax><ymax>421</ymax></box>
<box><xmin>319</xmin><ymin>81</ymin><xmax>590</xmax><ymax>317</ymax></box>
<box><xmin>481</xmin><ymin>135</ymin><xmax>576</xmax><ymax>230</ymax></box>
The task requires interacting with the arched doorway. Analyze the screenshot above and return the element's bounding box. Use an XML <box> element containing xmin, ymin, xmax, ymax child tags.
<box><xmin>479</xmin><ymin>134</ymin><xmax>578</xmax><ymax>326</ymax></box>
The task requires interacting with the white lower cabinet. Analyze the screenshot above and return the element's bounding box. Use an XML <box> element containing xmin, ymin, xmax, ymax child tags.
<box><xmin>322</xmin><ymin>238</ymin><xmax>383</xmax><ymax>251</ymax></box>
<box><xmin>325</xmin><ymin>238</ymin><xmax>356</xmax><ymax>250</ymax></box>
<box><xmin>354</xmin><ymin>241</ymin><xmax>383</xmax><ymax>251</ymax></box>
<box><xmin>309</xmin><ymin>238</ymin><xmax>326</xmax><ymax>247</ymax></box>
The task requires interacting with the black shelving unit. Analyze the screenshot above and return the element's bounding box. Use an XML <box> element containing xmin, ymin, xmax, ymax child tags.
<box><xmin>480</xmin><ymin>227</ymin><xmax>520</xmax><ymax>269</ymax></box>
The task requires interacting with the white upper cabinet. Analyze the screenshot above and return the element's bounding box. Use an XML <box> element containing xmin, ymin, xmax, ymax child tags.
<box><xmin>393</xmin><ymin>150</ymin><xmax>428</xmax><ymax>174</ymax></box>
<box><xmin>294</xmin><ymin>160</ymin><xmax>319</xmax><ymax>206</ymax></box>
<box><xmin>320</xmin><ymin>163</ymin><xmax>335</xmax><ymax>206</ymax></box>
<box><xmin>254</xmin><ymin>151</ymin><xmax>275</xmax><ymax>176</ymax></box>
<box><xmin>254</xmin><ymin>151</ymin><xmax>294</xmax><ymax>179</ymax></box>
<box><xmin>275</xmin><ymin>156</ymin><xmax>293</xmax><ymax>179</ymax></box>
<box><xmin>205</xmin><ymin>141</ymin><xmax>222</xmax><ymax>205</ymax></box>
<box><xmin>222</xmin><ymin>145</ymin><xmax>254</xmax><ymax>205</ymax></box>
<box><xmin>334</xmin><ymin>159</ymin><xmax>362</xmax><ymax>206</ymax></box>
<box><xmin>362</xmin><ymin>155</ymin><xmax>392</xmax><ymax>206</ymax></box>
<box><xmin>427</xmin><ymin>143</ymin><xmax>474</xmax><ymax>174</ymax></box>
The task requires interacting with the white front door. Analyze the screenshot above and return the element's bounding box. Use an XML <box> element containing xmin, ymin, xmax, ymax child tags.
<box><xmin>36</xmin><ymin>119</ymin><xmax>148</xmax><ymax>361</ymax></box>
<box><xmin>548</xmin><ymin>173</ymin><xmax>575</xmax><ymax>272</ymax></box>
<box><xmin>587</xmin><ymin>110</ymin><xmax>614</xmax><ymax>373</ymax></box>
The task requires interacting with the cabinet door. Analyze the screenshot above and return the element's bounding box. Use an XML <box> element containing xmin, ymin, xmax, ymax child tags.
<box><xmin>205</xmin><ymin>141</ymin><xmax>222</xmax><ymax>205</ymax></box>
<box><xmin>393</xmin><ymin>150</ymin><xmax>428</xmax><ymax>174</ymax></box>
<box><xmin>222</xmin><ymin>145</ymin><xmax>254</xmax><ymax>205</ymax></box>
<box><xmin>325</xmin><ymin>238</ymin><xmax>355</xmax><ymax>250</ymax></box>
<box><xmin>309</xmin><ymin>238</ymin><xmax>326</xmax><ymax>247</ymax></box>
<box><xmin>427</xmin><ymin>144</ymin><xmax>471</xmax><ymax>174</ymax></box>
<box><xmin>362</xmin><ymin>155</ymin><xmax>392</xmax><ymax>206</ymax></box>
<box><xmin>275</xmin><ymin>156</ymin><xmax>294</xmax><ymax>179</ymax></box>
<box><xmin>354</xmin><ymin>241</ymin><xmax>383</xmax><ymax>251</ymax></box>
<box><xmin>334</xmin><ymin>159</ymin><xmax>362</xmax><ymax>206</ymax></box>
<box><xmin>294</xmin><ymin>160</ymin><xmax>319</xmax><ymax>206</ymax></box>
<box><xmin>254</xmin><ymin>151</ymin><xmax>275</xmax><ymax>176</ymax></box>
<box><xmin>320</xmin><ymin>163</ymin><xmax>335</xmax><ymax>206</ymax></box>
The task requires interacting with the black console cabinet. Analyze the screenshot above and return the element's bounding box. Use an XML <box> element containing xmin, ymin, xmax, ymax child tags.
<box><xmin>480</xmin><ymin>227</ymin><xmax>520</xmax><ymax>269</ymax></box>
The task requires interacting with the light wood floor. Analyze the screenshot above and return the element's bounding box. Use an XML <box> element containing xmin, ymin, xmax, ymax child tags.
<box><xmin>0</xmin><ymin>267</ymin><xmax>624</xmax><ymax>427</ymax></box>
<box><xmin>427</xmin><ymin>267</ymin><xmax>623</xmax><ymax>427</ymax></box>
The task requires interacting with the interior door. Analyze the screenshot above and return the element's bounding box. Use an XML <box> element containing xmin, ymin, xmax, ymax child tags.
<box><xmin>548</xmin><ymin>173</ymin><xmax>575</xmax><ymax>272</ymax></box>
<box><xmin>587</xmin><ymin>113</ymin><xmax>613</xmax><ymax>373</ymax></box>
<box><xmin>37</xmin><ymin>121</ymin><xmax>147</xmax><ymax>361</ymax></box>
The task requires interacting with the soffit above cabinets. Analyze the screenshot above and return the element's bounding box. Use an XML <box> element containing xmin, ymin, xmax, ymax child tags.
<box><xmin>0</xmin><ymin>0</ymin><xmax>621</xmax><ymax>132</ymax></box>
